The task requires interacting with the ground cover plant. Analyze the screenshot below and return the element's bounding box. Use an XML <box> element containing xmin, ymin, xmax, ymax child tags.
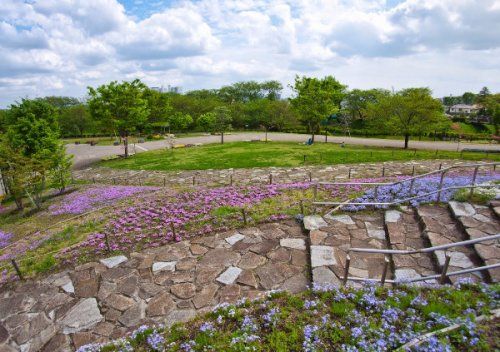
<box><xmin>0</xmin><ymin>179</ymin><xmax>371</xmax><ymax>284</ymax></box>
<box><xmin>100</xmin><ymin>142</ymin><xmax>499</xmax><ymax>171</ymax></box>
<box><xmin>343</xmin><ymin>171</ymin><xmax>500</xmax><ymax>211</ymax></box>
<box><xmin>78</xmin><ymin>281</ymin><xmax>500</xmax><ymax>352</ymax></box>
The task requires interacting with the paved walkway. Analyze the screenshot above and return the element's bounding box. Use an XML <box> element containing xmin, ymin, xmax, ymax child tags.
<box><xmin>66</xmin><ymin>132</ymin><xmax>499</xmax><ymax>169</ymax></box>
<box><xmin>0</xmin><ymin>221</ymin><xmax>308</xmax><ymax>351</ymax></box>
<box><xmin>73</xmin><ymin>160</ymin><xmax>479</xmax><ymax>187</ymax></box>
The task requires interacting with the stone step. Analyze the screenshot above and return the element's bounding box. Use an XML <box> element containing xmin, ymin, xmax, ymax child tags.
<box><xmin>384</xmin><ymin>208</ymin><xmax>438</xmax><ymax>283</ymax></box>
<box><xmin>306</xmin><ymin>212</ymin><xmax>389</xmax><ymax>287</ymax></box>
<box><xmin>449</xmin><ymin>201</ymin><xmax>500</xmax><ymax>282</ymax></box>
<box><xmin>416</xmin><ymin>204</ymin><xmax>487</xmax><ymax>284</ymax></box>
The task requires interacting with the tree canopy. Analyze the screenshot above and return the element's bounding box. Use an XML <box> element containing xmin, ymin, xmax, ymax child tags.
<box><xmin>290</xmin><ymin>75</ymin><xmax>346</xmax><ymax>142</ymax></box>
<box><xmin>87</xmin><ymin>79</ymin><xmax>150</xmax><ymax>156</ymax></box>
<box><xmin>367</xmin><ymin>88</ymin><xmax>448</xmax><ymax>148</ymax></box>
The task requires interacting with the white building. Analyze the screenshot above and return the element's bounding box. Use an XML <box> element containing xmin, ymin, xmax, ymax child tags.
<box><xmin>448</xmin><ymin>104</ymin><xmax>480</xmax><ymax>115</ymax></box>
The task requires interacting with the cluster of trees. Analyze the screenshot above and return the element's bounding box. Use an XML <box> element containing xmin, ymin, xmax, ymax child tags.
<box><xmin>441</xmin><ymin>87</ymin><xmax>491</xmax><ymax>106</ymax></box>
<box><xmin>0</xmin><ymin>99</ymin><xmax>72</xmax><ymax>211</ymax></box>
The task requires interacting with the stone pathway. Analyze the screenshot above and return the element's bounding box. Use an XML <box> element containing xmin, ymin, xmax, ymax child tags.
<box><xmin>415</xmin><ymin>205</ymin><xmax>486</xmax><ymax>283</ymax></box>
<box><xmin>450</xmin><ymin>201</ymin><xmax>500</xmax><ymax>281</ymax></box>
<box><xmin>0</xmin><ymin>221</ymin><xmax>308</xmax><ymax>351</ymax></box>
<box><xmin>306</xmin><ymin>212</ymin><xmax>389</xmax><ymax>286</ymax></box>
<box><xmin>73</xmin><ymin>160</ymin><xmax>476</xmax><ymax>187</ymax></box>
<box><xmin>385</xmin><ymin>208</ymin><xmax>438</xmax><ymax>282</ymax></box>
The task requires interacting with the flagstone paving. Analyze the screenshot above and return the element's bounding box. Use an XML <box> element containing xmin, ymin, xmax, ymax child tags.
<box><xmin>73</xmin><ymin>160</ymin><xmax>474</xmax><ymax>187</ymax></box>
<box><xmin>308</xmin><ymin>212</ymin><xmax>389</xmax><ymax>286</ymax></box>
<box><xmin>417</xmin><ymin>205</ymin><xmax>487</xmax><ymax>284</ymax></box>
<box><xmin>450</xmin><ymin>201</ymin><xmax>500</xmax><ymax>282</ymax></box>
<box><xmin>0</xmin><ymin>220</ymin><xmax>308</xmax><ymax>351</ymax></box>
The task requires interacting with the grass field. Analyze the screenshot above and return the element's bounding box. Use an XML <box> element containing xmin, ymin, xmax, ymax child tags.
<box><xmin>101</xmin><ymin>141</ymin><xmax>500</xmax><ymax>171</ymax></box>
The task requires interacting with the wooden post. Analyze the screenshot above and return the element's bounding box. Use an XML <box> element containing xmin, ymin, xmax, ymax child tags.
<box><xmin>470</xmin><ymin>166</ymin><xmax>479</xmax><ymax>198</ymax></box>
<box><xmin>439</xmin><ymin>163</ymin><xmax>442</xmax><ymax>170</ymax></box>
<box><xmin>241</xmin><ymin>208</ymin><xmax>247</xmax><ymax>225</ymax></box>
<box><xmin>192</xmin><ymin>176</ymin><xmax>196</xmax><ymax>186</ymax></box>
<box><xmin>412</xmin><ymin>165</ymin><xmax>415</xmax><ymax>176</ymax></box>
<box><xmin>374</xmin><ymin>186</ymin><xmax>378</xmax><ymax>199</ymax></box>
<box><xmin>300</xmin><ymin>200</ymin><xmax>304</xmax><ymax>214</ymax></box>
<box><xmin>269</xmin><ymin>174</ymin><xmax>273</xmax><ymax>185</ymax></box>
<box><xmin>436</xmin><ymin>171</ymin><xmax>446</xmax><ymax>202</ymax></box>
<box><xmin>230</xmin><ymin>174</ymin><xmax>233</xmax><ymax>186</ymax></box>
<box><xmin>308</xmin><ymin>171</ymin><xmax>312</xmax><ymax>182</ymax></box>
<box><xmin>409</xmin><ymin>178</ymin><xmax>415</xmax><ymax>194</ymax></box>
<box><xmin>104</xmin><ymin>233</ymin><xmax>111</xmax><ymax>252</ymax></box>
<box><xmin>440</xmin><ymin>253</ymin><xmax>451</xmax><ymax>284</ymax></box>
<box><xmin>163</xmin><ymin>177</ymin><xmax>166</xmax><ymax>187</ymax></box>
<box><xmin>92</xmin><ymin>177</ymin><xmax>96</xmax><ymax>184</ymax></box>
<box><xmin>381</xmin><ymin>256</ymin><xmax>390</xmax><ymax>285</ymax></box>
<box><xmin>342</xmin><ymin>254</ymin><xmax>351</xmax><ymax>286</ymax></box>
<box><xmin>348</xmin><ymin>168</ymin><xmax>352</xmax><ymax>179</ymax></box>
<box><xmin>113</xmin><ymin>178</ymin><xmax>116</xmax><ymax>185</ymax></box>
<box><xmin>11</xmin><ymin>259</ymin><xmax>24</xmax><ymax>281</ymax></box>
<box><xmin>382</xmin><ymin>167</ymin><xmax>385</xmax><ymax>177</ymax></box>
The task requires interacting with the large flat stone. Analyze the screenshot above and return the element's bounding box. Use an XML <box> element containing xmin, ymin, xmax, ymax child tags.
<box><xmin>385</xmin><ymin>210</ymin><xmax>402</xmax><ymax>223</ymax></box>
<box><xmin>100</xmin><ymin>255</ymin><xmax>128</xmax><ymax>269</ymax></box>
<box><xmin>435</xmin><ymin>251</ymin><xmax>474</xmax><ymax>269</ymax></box>
<box><xmin>312</xmin><ymin>267</ymin><xmax>340</xmax><ymax>286</ymax></box>
<box><xmin>280</xmin><ymin>238</ymin><xmax>306</xmax><ymax>250</ymax></box>
<box><xmin>303</xmin><ymin>215</ymin><xmax>328</xmax><ymax>230</ymax></box>
<box><xmin>449</xmin><ymin>201</ymin><xmax>476</xmax><ymax>217</ymax></box>
<box><xmin>152</xmin><ymin>261</ymin><xmax>177</xmax><ymax>273</ymax></box>
<box><xmin>310</xmin><ymin>246</ymin><xmax>336</xmax><ymax>267</ymax></box>
<box><xmin>60</xmin><ymin>298</ymin><xmax>103</xmax><ymax>334</ymax></box>
<box><xmin>225</xmin><ymin>233</ymin><xmax>245</xmax><ymax>245</ymax></box>
<box><xmin>324</xmin><ymin>213</ymin><xmax>355</xmax><ymax>225</ymax></box>
<box><xmin>216</xmin><ymin>266</ymin><xmax>242</xmax><ymax>285</ymax></box>
<box><xmin>394</xmin><ymin>268</ymin><xmax>421</xmax><ymax>282</ymax></box>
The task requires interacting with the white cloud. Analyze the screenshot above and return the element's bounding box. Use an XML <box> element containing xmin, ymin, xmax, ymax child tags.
<box><xmin>0</xmin><ymin>0</ymin><xmax>499</xmax><ymax>107</ymax></box>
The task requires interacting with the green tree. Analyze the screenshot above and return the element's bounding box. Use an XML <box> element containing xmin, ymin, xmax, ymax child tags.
<box><xmin>290</xmin><ymin>75</ymin><xmax>346</xmax><ymax>142</ymax></box>
<box><xmin>58</xmin><ymin>104</ymin><xmax>94</xmax><ymax>137</ymax></box>
<box><xmin>168</xmin><ymin>112</ymin><xmax>193</xmax><ymax>133</ymax></box>
<box><xmin>87</xmin><ymin>79</ymin><xmax>149</xmax><ymax>157</ymax></box>
<box><xmin>342</xmin><ymin>89</ymin><xmax>389</xmax><ymax>120</ymax></box>
<box><xmin>213</xmin><ymin>106</ymin><xmax>233</xmax><ymax>144</ymax></box>
<box><xmin>461</xmin><ymin>92</ymin><xmax>476</xmax><ymax>105</ymax></box>
<box><xmin>197</xmin><ymin>112</ymin><xmax>216</xmax><ymax>132</ymax></box>
<box><xmin>483</xmin><ymin>93</ymin><xmax>500</xmax><ymax>135</ymax></box>
<box><xmin>0</xmin><ymin>99</ymin><xmax>70</xmax><ymax>209</ymax></box>
<box><xmin>367</xmin><ymin>88</ymin><xmax>446</xmax><ymax>149</ymax></box>
<box><xmin>144</xmin><ymin>89</ymin><xmax>172</xmax><ymax>131</ymax></box>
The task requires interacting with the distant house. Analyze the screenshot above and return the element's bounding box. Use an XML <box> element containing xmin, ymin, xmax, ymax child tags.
<box><xmin>448</xmin><ymin>104</ymin><xmax>480</xmax><ymax>115</ymax></box>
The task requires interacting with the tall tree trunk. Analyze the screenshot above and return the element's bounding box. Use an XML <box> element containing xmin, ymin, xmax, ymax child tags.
<box><xmin>221</xmin><ymin>132</ymin><xmax>224</xmax><ymax>144</ymax></box>
<box><xmin>324</xmin><ymin>130</ymin><xmax>328</xmax><ymax>143</ymax></box>
<box><xmin>404</xmin><ymin>134</ymin><xmax>410</xmax><ymax>149</ymax></box>
<box><xmin>311</xmin><ymin>133</ymin><xmax>315</xmax><ymax>143</ymax></box>
<box><xmin>265</xmin><ymin>127</ymin><xmax>268</xmax><ymax>142</ymax></box>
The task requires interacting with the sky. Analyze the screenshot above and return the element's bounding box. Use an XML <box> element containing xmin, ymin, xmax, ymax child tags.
<box><xmin>1</xmin><ymin>0</ymin><xmax>500</xmax><ymax>107</ymax></box>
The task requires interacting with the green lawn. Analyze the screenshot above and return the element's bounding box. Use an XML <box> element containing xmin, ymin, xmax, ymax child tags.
<box><xmin>101</xmin><ymin>141</ymin><xmax>499</xmax><ymax>171</ymax></box>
